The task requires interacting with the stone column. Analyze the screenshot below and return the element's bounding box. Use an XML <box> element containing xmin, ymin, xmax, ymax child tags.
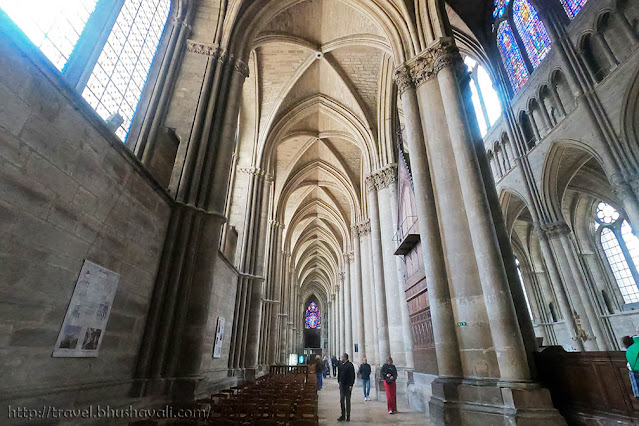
<box><xmin>337</xmin><ymin>284</ymin><xmax>344</xmax><ymax>356</ymax></box>
<box><xmin>593</xmin><ymin>33</ymin><xmax>618</xmax><ymax>70</ymax></box>
<box><xmin>551</xmin><ymin>223</ymin><xmax>609</xmax><ymax>350</ymax></box>
<box><xmin>339</xmin><ymin>273</ymin><xmax>346</xmax><ymax>356</ymax></box>
<box><xmin>393</xmin><ymin>65</ymin><xmax>461</xmax><ymax>378</ymax></box>
<box><xmin>437</xmin><ymin>46</ymin><xmax>530</xmax><ymax>381</ymax></box>
<box><xmin>360</xmin><ymin>226</ymin><xmax>378</xmax><ymax>365</ymax></box>
<box><xmin>543</xmin><ymin>224</ymin><xmax>599</xmax><ymax>351</ymax></box>
<box><xmin>343</xmin><ymin>259</ymin><xmax>353</xmax><ymax>357</ymax></box>
<box><xmin>366</xmin><ymin>180</ymin><xmax>391</xmax><ymax>363</ymax></box>
<box><xmin>375</xmin><ymin>166</ymin><xmax>411</xmax><ymax>367</ymax></box>
<box><xmin>352</xmin><ymin>232</ymin><xmax>366</xmax><ymax>361</ymax></box>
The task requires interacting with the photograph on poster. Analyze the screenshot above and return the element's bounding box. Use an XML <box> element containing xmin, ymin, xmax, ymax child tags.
<box><xmin>52</xmin><ymin>260</ymin><xmax>119</xmax><ymax>358</ymax></box>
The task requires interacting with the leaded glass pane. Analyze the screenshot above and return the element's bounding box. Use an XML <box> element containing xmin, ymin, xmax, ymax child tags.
<box><xmin>513</xmin><ymin>0</ymin><xmax>552</xmax><ymax>69</ymax></box>
<box><xmin>621</xmin><ymin>220</ymin><xmax>639</xmax><ymax>269</ymax></box>
<box><xmin>304</xmin><ymin>302</ymin><xmax>321</xmax><ymax>329</ymax></box>
<box><xmin>560</xmin><ymin>0</ymin><xmax>589</xmax><ymax>20</ymax></box>
<box><xmin>82</xmin><ymin>0</ymin><xmax>170</xmax><ymax>141</ymax></box>
<box><xmin>601</xmin><ymin>228</ymin><xmax>639</xmax><ymax>304</ymax></box>
<box><xmin>0</xmin><ymin>0</ymin><xmax>98</xmax><ymax>71</ymax></box>
<box><xmin>493</xmin><ymin>0</ymin><xmax>512</xmax><ymax>19</ymax></box>
<box><xmin>497</xmin><ymin>21</ymin><xmax>530</xmax><ymax>92</ymax></box>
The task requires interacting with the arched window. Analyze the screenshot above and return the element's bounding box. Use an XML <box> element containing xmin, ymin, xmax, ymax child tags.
<box><xmin>0</xmin><ymin>0</ymin><xmax>171</xmax><ymax>141</ymax></box>
<box><xmin>497</xmin><ymin>21</ymin><xmax>530</xmax><ymax>91</ymax></box>
<box><xmin>512</xmin><ymin>0</ymin><xmax>552</xmax><ymax>69</ymax></box>
<box><xmin>560</xmin><ymin>0</ymin><xmax>589</xmax><ymax>20</ymax></box>
<box><xmin>595</xmin><ymin>202</ymin><xmax>639</xmax><ymax>304</ymax></box>
<box><xmin>304</xmin><ymin>301</ymin><xmax>321</xmax><ymax>329</ymax></box>
<box><xmin>464</xmin><ymin>57</ymin><xmax>503</xmax><ymax>137</ymax></box>
<box><xmin>0</xmin><ymin>0</ymin><xmax>98</xmax><ymax>71</ymax></box>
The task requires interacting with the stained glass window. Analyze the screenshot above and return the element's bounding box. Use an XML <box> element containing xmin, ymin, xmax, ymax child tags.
<box><xmin>0</xmin><ymin>0</ymin><xmax>98</xmax><ymax>71</ymax></box>
<box><xmin>493</xmin><ymin>0</ymin><xmax>512</xmax><ymax>19</ymax></box>
<box><xmin>513</xmin><ymin>0</ymin><xmax>552</xmax><ymax>69</ymax></box>
<box><xmin>560</xmin><ymin>0</ymin><xmax>589</xmax><ymax>20</ymax></box>
<box><xmin>497</xmin><ymin>21</ymin><xmax>530</xmax><ymax>92</ymax></box>
<box><xmin>595</xmin><ymin>202</ymin><xmax>639</xmax><ymax>304</ymax></box>
<box><xmin>82</xmin><ymin>0</ymin><xmax>170</xmax><ymax>141</ymax></box>
<box><xmin>304</xmin><ymin>302</ymin><xmax>321</xmax><ymax>329</ymax></box>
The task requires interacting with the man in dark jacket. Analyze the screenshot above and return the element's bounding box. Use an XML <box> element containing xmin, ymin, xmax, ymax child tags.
<box><xmin>331</xmin><ymin>355</ymin><xmax>339</xmax><ymax>377</ymax></box>
<box><xmin>315</xmin><ymin>355</ymin><xmax>324</xmax><ymax>390</ymax></box>
<box><xmin>358</xmin><ymin>357</ymin><xmax>372</xmax><ymax>401</ymax></box>
<box><xmin>337</xmin><ymin>353</ymin><xmax>355</xmax><ymax>422</ymax></box>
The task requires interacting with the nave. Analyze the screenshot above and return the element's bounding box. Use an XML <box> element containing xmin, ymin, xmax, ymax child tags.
<box><xmin>317</xmin><ymin>378</ymin><xmax>426</xmax><ymax>426</ymax></box>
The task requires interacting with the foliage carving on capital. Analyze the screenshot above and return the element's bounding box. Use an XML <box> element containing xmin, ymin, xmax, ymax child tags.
<box><xmin>233</xmin><ymin>58</ymin><xmax>250</xmax><ymax>78</ymax></box>
<box><xmin>375</xmin><ymin>165</ymin><xmax>398</xmax><ymax>189</ymax></box>
<box><xmin>406</xmin><ymin>38</ymin><xmax>463</xmax><ymax>88</ymax></box>
<box><xmin>365</xmin><ymin>175</ymin><xmax>377</xmax><ymax>192</ymax></box>
<box><xmin>541</xmin><ymin>221</ymin><xmax>572</xmax><ymax>239</ymax></box>
<box><xmin>358</xmin><ymin>220</ymin><xmax>371</xmax><ymax>235</ymax></box>
<box><xmin>393</xmin><ymin>66</ymin><xmax>413</xmax><ymax>96</ymax></box>
<box><xmin>186</xmin><ymin>40</ymin><xmax>220</xmax><ymax>58</ymax></box>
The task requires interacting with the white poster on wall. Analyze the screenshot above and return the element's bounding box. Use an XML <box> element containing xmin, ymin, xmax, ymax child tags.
<box><xmin>52</xmin><ymin>260</ymin><xmax>119</xmax><ymax>358</ymax></box>
<box><xmin>212</xmin><ymin>316</ymin><xmax>225</xmax><ymax>358</ymax></box>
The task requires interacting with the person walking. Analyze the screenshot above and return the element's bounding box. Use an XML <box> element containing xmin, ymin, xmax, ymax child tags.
<box><xmin>337</xmin><ymin>353</ymin><xmax>355</xmax><ymax>422</ymax></box>
<box><xmin>380</xmin><ymin>356</ymin><xmax>398</xmax><ymax>414</ymax></box>
<box><xmin>315</xmin><ymin>355</ymin><xmax>324</xmax><ymax>390</ymax></box>
<box><xmin>323</xmin><ymin>355</ymin><xmax>330</xmax><ymax>378</ymax></box>
<box><xmin>358</xmin><ymin>358</ymin><xmax>371</xmax><ymax>401</ymax></box>
<box><xmin>331</xmin><ymin>355</ymin><xmax>339</xmax><ymax>377</ymax></box>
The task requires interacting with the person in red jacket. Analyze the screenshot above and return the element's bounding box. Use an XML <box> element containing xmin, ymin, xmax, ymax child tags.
<box><xmin>380</xmin><ymin>356</ymin><xmax>398</xmax><ymax>414</ymax></box>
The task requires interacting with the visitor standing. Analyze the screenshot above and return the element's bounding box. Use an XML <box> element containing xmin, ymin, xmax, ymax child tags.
<box><xmin>380</xmin><ymin>356</ymin><xmax>398</xmax><ymax>414</ymax></box>
<box><xmin>331</xmin><ymin>355</ymin><xmax>339</xmax><ymax>377</ymax></box>
<box><xmin>358</xmin><ymin>357</ymin><xmax>371</xmax><ymax>401</ymax></box>
<box><xmin>337</xmin><ymin>353</ymin><xmax>355</xmax><ymax>422</ymax></box>
<box><xmin>623</xmin><ymin>335</ymin><xmax>639</xmax><ymax>397</ymax></box>
<box><xmin>315</xmin><ymin>355</ymin><xmax>324</xmax><ymax>390</ymax></box>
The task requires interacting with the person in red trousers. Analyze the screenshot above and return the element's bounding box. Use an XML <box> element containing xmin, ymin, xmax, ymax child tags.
<box><xmin>380</xmin><ymin>356</ymin><xmax>398</xmax><ymax>414</ymax></box>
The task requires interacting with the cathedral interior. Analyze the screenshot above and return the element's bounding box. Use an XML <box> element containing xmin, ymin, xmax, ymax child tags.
<box><xmin>1</xmin><ymin>0</ymin><xmax>639</xmax><ymax>424</ymax></box>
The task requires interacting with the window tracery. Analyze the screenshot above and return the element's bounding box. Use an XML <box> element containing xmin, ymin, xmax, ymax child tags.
<box><xmin>595</xmin><ymin>202</ymin><xmax>639</xmax><ymax>304</ymax></box>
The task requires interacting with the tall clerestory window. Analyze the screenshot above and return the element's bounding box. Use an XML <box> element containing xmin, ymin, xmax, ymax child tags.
<box><xmin>464</xmin><ymin>57</ymin><xmax>503</xmax><ymax>137</ymax></box>
<box><xmin>0</xmin><ymin>0</ymin><xmax>171</xmax><ymax>141</ymax></box>
<box><xmin>560</xmin><ymin>0</ymin><xmax>589</xmax><ymax>20</ymax></box>
<box><xmin>595</xmin><ymin>202</ymin><xmax>639</xmax><ymax>304</ymax></box>
<box><xmin>304</xmin><ymin>301</ymin><xmax>321</xmax><ymax>329</ymax></box>
<box><xmin>494</xmin><ymin>0</ymin><xmax>552</xmax><ymax>93</ymax></box>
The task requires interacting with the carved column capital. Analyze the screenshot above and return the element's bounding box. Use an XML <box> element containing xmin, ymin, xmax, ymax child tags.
<box><xmin>404</xmin><ymin>38</ymin><xmax>463</xmax><ymax>88</ymax></box>
<box><xmin>393</xmin><ymin>65</ymin><xmax>414</xmax><ymax>96</ymax></box>
<box><xmin>186</xmin><ymin>40</ymin><xmax>221</xmax><ymax>58</ymax></box>
<box><xmin>365</xmin><ymin>175</ymin><xmax>377</xmax><ymax>192</ymax></box>
<box><xmin>375</xmin><ymin>164</ymin><xmax>398</xmax><ymax>190</ymax></box>
<box><xmin>541</xmin><ymin>221</ymin><xmax>572</xmax><ymax>239</ymax></box>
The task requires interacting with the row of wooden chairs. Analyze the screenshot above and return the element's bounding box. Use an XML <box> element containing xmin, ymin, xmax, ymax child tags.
<box><xmin>198</xmin><ymin>373</ymin><xmax>318</xmax><ymax>425</ymax></box>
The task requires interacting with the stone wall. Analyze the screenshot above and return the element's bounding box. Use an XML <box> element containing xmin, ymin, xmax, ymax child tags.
<box><xmin>0</xmin><ymin>27</ymin><xmax>172</xmax><ymax>411</ymax></box>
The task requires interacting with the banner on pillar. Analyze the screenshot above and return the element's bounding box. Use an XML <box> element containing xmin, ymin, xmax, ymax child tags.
<box><xmin>213</xmin><ymin>316</ymin><xmax>225</xmax><ymax>358</ymax></box>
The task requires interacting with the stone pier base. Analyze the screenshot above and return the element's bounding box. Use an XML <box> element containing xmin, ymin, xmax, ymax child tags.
<box><xmin>429</xmin><ymin>377</ymin><xmax>566</xmax><ymax>425</ymax></box>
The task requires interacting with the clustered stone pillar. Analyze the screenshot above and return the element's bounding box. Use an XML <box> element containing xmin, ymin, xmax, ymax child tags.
<box><xmin>366</xmin><ymin>178</ymin><xmax>391</xmax><ymax>363</ymax></box>
<box><xmin>392</xmin><ymin>38</ymin><xmax>564</xmax><ymax>424</ymax></box>
<box><xmin>393</xmin><ymin>67</ymin><xmax>462</xmax><ymax>378</ymax></box>
<box><xmin>352</xmin><ymin>231</ymin><xmax>366</xmax><ymax>362</ymax></box>
<box><xmin>133</xmin><ymin>50</ymin><xmax>249</xmax><ymax>399</ymax></box>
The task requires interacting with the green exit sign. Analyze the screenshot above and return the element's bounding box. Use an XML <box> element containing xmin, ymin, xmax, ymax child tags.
<box><xmin>457</xmin><ymin>322</ymin><xmax>467</xmax><ymax>326</ymax></box>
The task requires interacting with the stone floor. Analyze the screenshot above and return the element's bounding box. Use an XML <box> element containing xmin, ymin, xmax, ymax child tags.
<box><xmin>317</xmin><ymin>376</ymin><xmax>429</xmax><ymax>425</ymax></box>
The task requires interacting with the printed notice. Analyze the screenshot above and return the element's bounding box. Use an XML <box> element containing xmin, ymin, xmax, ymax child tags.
<box><xmin>212</xmin><ymin>316</ymin><xmax>225</xmax><ymax>358</ymax></box>
<box><xmin>52</xmin><ymin>260</ymin><xmax>119</xmax><ymax>357</ymax></box>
